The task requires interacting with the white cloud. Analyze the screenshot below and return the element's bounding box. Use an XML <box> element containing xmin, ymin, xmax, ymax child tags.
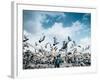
<box><xmin>25</xmin><ymin>20</ymin><xmax>43</xmax><ymax>34</ymax></box>
<box><xmin>24</xmin><ymin>12</ymin><xmax>46</xmax><ymax>34</ymax></box>
<box><xmin>79</xmin><ymin>37</ymin><xmax>91</xmax><ymax>53</ymax></box>
<box><xmin>79</xmin><ymin>37</ymin><xmax>91</xmax><ymax>47</ymax></box>
<box><xmin>24</xmin><ymin>20</ymin><xmax>85</xmax><ymax>53</ymax></box>
<box><xmin>24</xmin><ymin>11</ymin><xmax>66</xmax><ymax>34</ymax></box>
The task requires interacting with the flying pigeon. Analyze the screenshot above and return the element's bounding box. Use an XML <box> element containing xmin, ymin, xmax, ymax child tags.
<box><xmin>53</xmin><ymin>37</ymin><xmax>59</xmax><ymax>46</ymax></box>
<box><xmin>39</xmin><ymin>34</ymin><xmax>45</xmax><ymax>43</ymax></box>
<box><xmin>68</xmin><ymin>36</ymin><xmax>71</xmax><ymax>42</ymax></box>
<box><xmin>23</xmin><ymin>35</ymin><xmax>29</xmax><ymax>42</ymax></box>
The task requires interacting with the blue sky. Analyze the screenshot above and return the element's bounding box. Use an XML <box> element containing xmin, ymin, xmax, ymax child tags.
<box><xmin>23</xmin><ymin>10</ymin><xmax>91</xmax><ymax>47</ymax></box>
<box><xmin>23</xmin><ymin>10</ymin><xmax>91</xmax><ymax>28</ymax></box>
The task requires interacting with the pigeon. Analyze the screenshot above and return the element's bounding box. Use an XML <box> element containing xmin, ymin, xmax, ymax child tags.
<box><xmin>68</xmin><ymin>36</ymin><xmax>71</xmax><ymax>42</ymax></box>
<box><xmin>61</xmin><ymin>41</ymin><xmax>68</xmax><ymax>50</ymax></box>
<box><xmin>23</xmin><ymin>35</ymin><xmax>29</xmax><ymax>42</ymax></box>
<box><xmin>39</xmin><ymin>34</ymin><xmax>45</xmax><ymax>43</ymax></box>
<box><xmin>53</xmin><ymin>37</ymin><xmax>59</xmax><ymax>46</ymax></box>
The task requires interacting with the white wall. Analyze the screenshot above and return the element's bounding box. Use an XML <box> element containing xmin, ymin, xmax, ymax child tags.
<box><xmin>0</xmin><ymin>0</ymin><xmax>100</xmax><ymax>80</ymax></box>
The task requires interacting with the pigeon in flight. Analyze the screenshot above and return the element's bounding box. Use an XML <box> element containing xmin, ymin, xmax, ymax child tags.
<box><xmin>39</xmin><ymin>33</ymin><xmax>45</xmax><ymax>43</ymax></box>
<box><xmin>53</xmin><ymin>37</ymin><xmax>59</xmax><ymax>46</ymax></box>
<box><xmin>61</xmin><ymin>41</ymin><xmax>68</xmax><ymax>49</ymax></box>
<box><xmin>68</xmin><ymin>36</ymin><xmax>71</xmax><ymax>42</ymax></box>
<box><xmin>23</xmin><ymin>35</ymin><xmax>29</xmax><ymax>42</ymax></box>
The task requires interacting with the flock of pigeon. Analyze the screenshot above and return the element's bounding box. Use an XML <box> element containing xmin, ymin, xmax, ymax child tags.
<box><xmin>23</xmin><ymin>34</ymin><xmax>91</xmax><ymax>69</ymax></box>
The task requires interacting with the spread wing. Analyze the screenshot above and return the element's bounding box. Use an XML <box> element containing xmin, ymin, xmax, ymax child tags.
<box><xmin>39</xmin><ymin>35</ymin><xmax>45</xmax><ymax>43</ymax></box>
<box><xmin>23</xmin><ymin>35</ymin><xmax>29</xmax><ymax>42</ymax></box>
<box><xmin>53</xmin><ymin>37</ymin><xmax>59</xmax><ymax>46</ymax></box>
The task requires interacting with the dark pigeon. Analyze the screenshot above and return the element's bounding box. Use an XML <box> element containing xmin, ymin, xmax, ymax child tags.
<box><xmin>23</xmin><ymin>36</ymin><xmax>29</xmax><ymax>42</ymax></box>
<box><xmin>53</xmin><ymin>37</ymin><xmax>59</xmax><ymax>46</ymax></box>
<box><xmin>39</xmin><ymin>35</ymin><xmax>45</xmax><ymax>43</ymax></box>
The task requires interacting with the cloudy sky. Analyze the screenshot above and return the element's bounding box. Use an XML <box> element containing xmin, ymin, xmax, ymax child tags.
<box><xmin>23</xmin><ymin>10</ymin><xmax>91</xmax><ymax>50</ymax></box>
